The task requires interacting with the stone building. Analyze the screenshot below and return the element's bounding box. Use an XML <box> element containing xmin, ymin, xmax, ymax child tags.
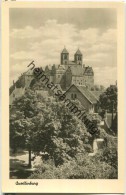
<box><xmin>44</xmin><ymin>48</ymin><xmax>94</xmax><ymax>90</ymax></box>
<box><xmin>9</xmin><ymin>69</ymin><xmax>33</xmax><ymax>105</ymax></box>
<box><xmin>10</xmin><ymin>48</ymin><xmax>95</xmax><ymax>105</ymax></box>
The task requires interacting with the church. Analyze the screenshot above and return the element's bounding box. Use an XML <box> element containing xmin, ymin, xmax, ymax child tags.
<box><xmin>10</xmin><ymin>48</ymin><xmax>100</xmax><ymax>112</ymax></box>
<box><xmin>44</xmin><ymin>48</ymin><xmax>94</xmax><ymax>90</ymax></box>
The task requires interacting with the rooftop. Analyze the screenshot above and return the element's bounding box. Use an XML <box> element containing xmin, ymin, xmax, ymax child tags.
<box><xmin>77</xmin><ymin>85</ymin><xmax>98</xmax><ymax>104</ymax></box>
<box><xmin>67</xmin><ymin>66</ymin><xmax>84</xmax><ymax>76</ymax></box>
<box><xmin>75</xmin><ymin>49</ymin><xmax>82</xmax><ymax>55</ymax></box>
<box><xmin>61</xmin><ymin>48</ymin><xmax>69</xmax><ymax>54</ymax></box>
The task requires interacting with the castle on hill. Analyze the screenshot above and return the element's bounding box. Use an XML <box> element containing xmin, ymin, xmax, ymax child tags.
<box><xmin>10</xmin><ymin>48</ymin><xmax>98</xmax><ymax>109</ymax></box>
<box><xmin>44</xmin><ymin>48</ymin><xmax>94</xmax><ymax>90</ymax></box>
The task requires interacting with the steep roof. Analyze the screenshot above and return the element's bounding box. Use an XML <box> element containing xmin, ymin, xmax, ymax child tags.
<box><xmin>61</xmin><ymin>48</ymin><xmax>69</xmax><ymax>54</ymax></box>
<box><xmin>91</xmin><ymin>90</ymin><xmax>104</xmax><ymax>99</ymax></box>
<box><xmin>75</xmin><ymin>49</ymin><xmax>82</xmax><ymax>55</ymax></box>
<box><xmin>67</xmin><ymin>66</ymin><xmax>85</xmax><ymax>76</ymax></box>
<box><xmin>65</xmin><ymin>65</ymin><xmax>94</xmax><ymax>77</ymax></box>
<box><xmin>84</xmin><ymin>66</ymin><xmax>94</xmax><ymax>75</ymax></box>
<box><xmin>77</xmin><ymin>85</ymin><xmax>98</xmax><ymax>104</ymax></box>
<box><xmin>65</xmin><ymin>84</ymin><xmax>98</xmax><ymax>104</ymax></box>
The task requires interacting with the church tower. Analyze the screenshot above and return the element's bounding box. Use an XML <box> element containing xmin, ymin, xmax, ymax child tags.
<box><xmin>74</xmin><ymin>49</ymin><xmax>83</xmax><ymax>65</ymax></box>
<box><xmin>61</xmin><ymin>47</ymin><xmax>69</xmax><ymax>65</ymax></box>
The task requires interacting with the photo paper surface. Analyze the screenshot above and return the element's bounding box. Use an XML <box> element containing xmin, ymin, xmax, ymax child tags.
<box><xmin>2</xmin><ymin>1</ymin><xmax>125</xmax><ymax>193</ymax></box>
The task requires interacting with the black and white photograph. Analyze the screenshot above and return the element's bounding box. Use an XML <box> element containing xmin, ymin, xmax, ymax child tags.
<box><xmin>2</xmin><ymin>1</ymin><xmax>125</xmax><ymax>193</ymax></box>
<box><xmin>9</xmin><ymin>7</ymin><xmax>118</xmax><ymax>179</ymax></box>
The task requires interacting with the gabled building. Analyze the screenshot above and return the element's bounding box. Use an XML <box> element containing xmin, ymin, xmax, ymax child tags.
<box><xmin>9</xmin><ymin>48</ymin><xmax>95</xmax><ymax>105</ymax></box>
<box><xmin>65</xmin><ymin>84</ymin><xmax>99</xmax><ymax>113</ymax></box>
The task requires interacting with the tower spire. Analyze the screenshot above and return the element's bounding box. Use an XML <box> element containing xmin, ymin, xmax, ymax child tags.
<box><xmin>61</xmin><ymin>47</ymin><xmax>69</xmax><ymax>65</ymax></box>
<box><xmin>74</xmin><ymin>48</ymin><xmax>83</xmax><ymax>65</ymax></box>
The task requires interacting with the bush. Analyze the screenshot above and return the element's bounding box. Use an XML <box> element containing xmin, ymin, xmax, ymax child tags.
<box><xmin>29</xmin><ymin>152</ymin><xmax>117</xmax><ymax>179</ymax></box>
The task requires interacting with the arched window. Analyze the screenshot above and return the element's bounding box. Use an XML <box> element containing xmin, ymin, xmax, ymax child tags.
<box><xmin>64</xmin><ymin>54</ymin><xmax>67</xmax><ymax>60</ymax></box>
<box><xmin>74</xmin><ymin>94</ymin><xmax>77</xmax><ymax>99</ymax></box>
<box><xmin>71</xmin><ymin>94</ymin><xmax>74</xmax><ymax>99</ymax></box>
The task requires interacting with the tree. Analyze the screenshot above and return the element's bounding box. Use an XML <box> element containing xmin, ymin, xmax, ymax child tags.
<box><xmin>10</xmin><ymin>89</ymin><xmax>45</xmax><ymax>167</ymax></box>
<box><xmin>10</xmin><ymin>89</ymin><xmax>92</xmax><ymax>167</ymax></box>
<box><xmin>29</xmin><ymin>151</ymin><xmax>117</xmax><ymax>179</ymax></box>
<box><xmin>10</xmin><ymin>88</ymin><xmax>118</xmax><ymax>177</ymax></box>
<box><xmin>30</xmin><ymin>100</ymin><xmax>92</xmax><ymax>166</ymax></box>
<box><xmin>99</xmin><ymin>85</ymin><xmax>117</xmax><ymax>113</ymax></box>
<box><xmin>10</xmin><ymin>111</ymin><xmax>26</xmax><ymax>153</ymax></box>
<box><xmin>29</xmin><ymin>130</ymin><xmax>117</xmax><ymax>179</ymax></box>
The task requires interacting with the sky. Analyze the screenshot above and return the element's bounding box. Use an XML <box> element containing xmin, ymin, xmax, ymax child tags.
<box><xmin>10</xmin><ymin>8</ymin><xmax>117</xmax><ymax>87</ymax></box>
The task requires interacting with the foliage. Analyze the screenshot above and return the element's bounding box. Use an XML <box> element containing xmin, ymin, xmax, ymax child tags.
<box><xmin>10</xmin><ymin>88</ymin><xmax>118</xmax><ymax>178</ymax></box>
<box><xmin>29</xmin><ymin>152</ymin><xmax>117</xmax><ymax>179</ymax></box>
<box><xmin>99</xmin><ymin>85</ymin><xmax>117</xmax><ymax>113</ymax></box>
<box><xmin>94</xmin><ymin>133</ymin><xmax>117</xmax><ymax>168</ymax></box>
<box><xmin>91</xmin><ymin>85</ymin><xmax>105</xmax><ymax>92</ymax></box>
<box><xmin>10</xmin><ymin>111</ymin><xmax>26</xmax><ymax>151</ymax></box>
<box><xmin>29</xmin><ymin>133</ymin><xmax>117</xmax><ymax>179</ymax></box>
<box><xmin>10</xmin><ymin>89</ymin><xmax>92</xmax><ymax>166</ymax></box>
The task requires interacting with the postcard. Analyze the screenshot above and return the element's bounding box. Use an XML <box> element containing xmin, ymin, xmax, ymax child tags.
<box><xmin>2</xmin><ymin>1</ymin><xmax>125</xmax><ymax>193</ymax></box>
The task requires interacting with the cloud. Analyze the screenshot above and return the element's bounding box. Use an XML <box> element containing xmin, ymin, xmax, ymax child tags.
<box><xmin>10</xmin><ymin>20</ymin><xmax>77</xmax><ymax>40</ymax></box>
<box><xmin>100</xmin><ymin>29</ymin><xmax>117</xmax><ymax>43</ymax></box>
<box><xmin>94</xmin><ymin>66</ymin><xmax>117</xmax><ymax>87</ymax></box>
<box><xmin>10</xmin><ymin>19</ymin><xmax>117</xmax><ymax>87</ymax></box>
<box><xmin>10</xmin><ymin>26</ymin><xmax>41</xmax><ymax>39</ymax></box>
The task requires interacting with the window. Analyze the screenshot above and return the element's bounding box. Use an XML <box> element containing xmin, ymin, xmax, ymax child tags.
<box><xmin>71</xmin><ymin>94</ymin><xmax>77</xmax><ymax>99</ymax></box>
<box><xmin>64</xmin><ymin>54</ymin><xmax>67</xmax><ymax>60</ymax></box>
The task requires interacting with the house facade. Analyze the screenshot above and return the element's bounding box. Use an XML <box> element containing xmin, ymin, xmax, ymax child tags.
<box><xmin>65</xmin><ymin>84</ymin><xmax>99</xmax><ymax>113</ymax></box>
